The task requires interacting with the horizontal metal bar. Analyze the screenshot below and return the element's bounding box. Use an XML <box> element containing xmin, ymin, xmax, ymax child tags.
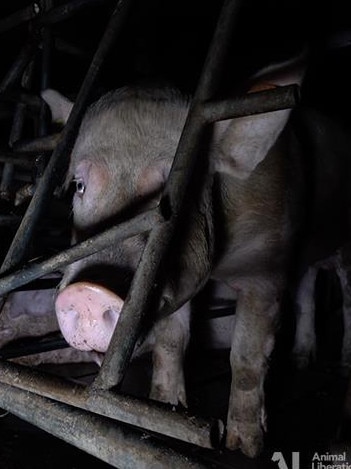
<box><xmin>0</xmin><ymin>151</ymin><xmax>35</xmax><ymax>169</ymax></box>
<box><xmin>0</xmin><ymin>333</ymin><xmax>68</xmax><ymax>360</ymax></box>
<box><xmin>0</xmin><ymin>90</ymin><xmax>42</xmax><ymax>109</ymax></box>
<box><xmin>0</xmin><ymin>360</ymin><xmax>223</xmax><ymax>450</ymax></box>
<box><xmin>12</xmin><ymin>133</ymin><xmax>61</xmax><ymax>152</ymax></box>
<box><xmin>0</xmin><ymin>215</ymin><xmax>22</xmax><ymax>226</ymax></box>
<box><xmin>202</xmin><ymin>84</ymin><xmax>300</xmax><ymax>123</ymax></box>
<box><xmin>0</xmin><ymin>207</ymin><xmax>162</xmax><ymax>296</ymax></box>
<box><xmin>0</xmin><ymin>379</ymin><xmax>210</xmax><ymax>469</ymax></box>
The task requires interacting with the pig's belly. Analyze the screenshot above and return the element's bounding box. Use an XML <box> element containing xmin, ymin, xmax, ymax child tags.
<box><xmin>212</xmin><ymin>230</ymin><xmax>286</xmax><ymax>287</ymax></box>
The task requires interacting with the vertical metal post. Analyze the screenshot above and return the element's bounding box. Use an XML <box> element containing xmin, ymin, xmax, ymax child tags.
<box><xmin>0</xmin><ymin>62</ymin><xmax>34</xmax><ymax>201</ymax></box>
<box><xmin>93</xmin><ymin>0</ymin><xmax>243</xmax><ymax>391</ymax></box>
<box><xmin>38</xmin><ymin>0</ymin><xmax>53</xmax><ymax>138</ymax></box>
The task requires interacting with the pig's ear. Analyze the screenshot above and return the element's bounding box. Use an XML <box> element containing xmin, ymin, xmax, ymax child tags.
<box><xmin>137</xmin><ymin>159</ymin><xmax>173</xmax><ymax>197</ymax></box>
<box><xmin>213</xmin><ymin>53</ymin><xmax>306</xmax><ymax>179</ymax></box>
<box><xmin>213</xmin><ymin>108</ymin><xmax>291</xmax><ymax>179</ymax></box>
<box><xmin>41</xmin><ymin>89</ymin><xmax>74</xmax><ymax>125</ymax></box>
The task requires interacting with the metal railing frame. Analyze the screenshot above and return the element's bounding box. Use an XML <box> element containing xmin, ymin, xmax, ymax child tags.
<box><xmin>0</xmin><ymin>0</ymin><xmax>300</xmax><ymax>467</ymax></box>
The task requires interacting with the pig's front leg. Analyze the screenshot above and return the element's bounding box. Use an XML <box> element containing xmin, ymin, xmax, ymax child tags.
<box><xmin>149</xmin><ymin>302</ymin><xmax>190</xmax><ymax>407</ymax></box>
<box><xmin>292</xmin><ymin>266</ymin><xmax>318</xmax><ymax>368</ymax></box>
<box><xmin>335</xmin><ymin>257</ymin><xmax>351</xmax><ymax>367</ymax></box>
<box><xmin>226</xmin><ymin>281</ymin><xmax>281</xmax><ymax>457</ymax></box>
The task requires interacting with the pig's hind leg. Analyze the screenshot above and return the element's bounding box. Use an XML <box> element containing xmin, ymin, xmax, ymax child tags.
<box><xmin>149</xmin><ymin>302</ymin><xmax>190</xmax><ymax>407</ymax></box>
<box><xmin>292</xmin><ymin>266</ymin><xmax>318</xmax><ymax>369</ymax></box>
<box><xmin>226</xmin><ymin>281</ymin><xmax>281</xmax><ymax>457</ymax></box>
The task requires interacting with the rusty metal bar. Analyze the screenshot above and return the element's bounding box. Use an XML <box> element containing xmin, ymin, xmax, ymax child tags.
<box><xmin>93</xmin><ymin>0</ymin><xmax>244</xmax><ymax>391</ymax></box>
<box><xmin>8</xmin><ymin>86</ymin><xmax>298</xmax><ymax>153</ymax></box>
<box><xmin>0</xmin><ymin>207</ymin><xmax>162</xmax><ymax>296</ymax></box>
<box><xmin>0</xmin><ymin>0</ymin><xmax>134</xmax><ymax>275</ymax></box>
<box><xmin>0</xmin><ymin>360</ymin><xmax>223</xmax><ymax>450</ymax></box>
<box><xmin>203</xmin><ymin>84</ymin><xmax>299</xmax><ymax>123</ymax></box>
<box><xmin>0</xmin><ymin>381</ymin><xmax>210</xmax><ymax>469</ymax></box>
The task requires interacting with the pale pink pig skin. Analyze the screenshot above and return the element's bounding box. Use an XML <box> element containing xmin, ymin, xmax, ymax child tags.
<box><xmin>43</xmin><ymin>58</ymin><xmax>306</xmax><ymax>457</ymax></box>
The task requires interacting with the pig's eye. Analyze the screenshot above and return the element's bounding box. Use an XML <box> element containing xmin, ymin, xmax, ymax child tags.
<box><xmin>74</xmin><ymin>178</ymin><xmax>86</xmax><ymax>196</ymax></box>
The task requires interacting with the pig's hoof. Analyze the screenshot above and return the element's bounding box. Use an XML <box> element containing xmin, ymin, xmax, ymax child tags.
<box><xmin>292</xmin><ymin>350</ymin><xmax>313</xmax><ymax>369</ymax></box>
<box><xmin>149</xmin><ymin>383</ymin><xmax>187</xmax><ymax>408</ymax></box>
<box><xmin>225</xmin><ymin>423</ymin><xmax>263</xmax><ymax>458</ymax></box>
<box><xmin>292</xmin><ymin>342</ymin><xmax>316</xmax><ymax>370</ymax></box>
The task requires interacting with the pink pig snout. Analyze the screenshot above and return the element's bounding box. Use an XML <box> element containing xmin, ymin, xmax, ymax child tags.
<box><xmin>55</xmin><ymin>281</ymin><xmax>124</xmax><ymax>353</ymax></box>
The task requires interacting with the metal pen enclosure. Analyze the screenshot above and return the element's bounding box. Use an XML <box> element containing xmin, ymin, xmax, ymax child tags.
<box><xmin>0</xmin><ymin>0</ymin><xmax>299</xmax><ymax>467</ymax></box>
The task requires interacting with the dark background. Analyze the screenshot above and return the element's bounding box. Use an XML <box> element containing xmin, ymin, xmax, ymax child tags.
<box><xmin>1</xmin><ymin>1</ymin><xmax>351</xmax><ymax>468</ymax></box>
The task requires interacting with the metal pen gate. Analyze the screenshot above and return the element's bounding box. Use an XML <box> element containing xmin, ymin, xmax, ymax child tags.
<box><xmin>0</xmin><ymin>1</ymin><xmax>298</xmax><ymax>467</ymax></box>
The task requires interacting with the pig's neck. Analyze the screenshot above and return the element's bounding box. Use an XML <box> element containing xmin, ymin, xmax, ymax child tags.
<box><xmin>212</xmin><ymin>133</ymin><xmax>296</xmax><ymax>291</ymax></box>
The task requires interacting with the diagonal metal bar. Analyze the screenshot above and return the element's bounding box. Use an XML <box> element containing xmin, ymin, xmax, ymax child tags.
<box><xmin>0</xmin><ymin>207</ymin><xmax>162</xmax><ymax>296</ymax></box>
<box><xmin>0</xmin><ymin>38</ymin><xmax>38</xmax><ymax>93</ymax></box>
<box><xmin>0</xmin><ymin>0</ymin><xmax>134</xmax><ymax>275</ymax></box>
<box><xmin>92</xmin><ymin>0</ymin><xmax>244</xmax><ymax>391</ymax></box>
<box><xmin>0</xmin><ymin>4</ymin><xmax>38</xmax><ymax>34</ymax></box>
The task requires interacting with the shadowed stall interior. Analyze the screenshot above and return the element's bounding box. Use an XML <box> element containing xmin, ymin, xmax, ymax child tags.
<box><xmin>0</xmin><ymin>0</ymin><xmax>351</xmax><ymax>468</ymax></box>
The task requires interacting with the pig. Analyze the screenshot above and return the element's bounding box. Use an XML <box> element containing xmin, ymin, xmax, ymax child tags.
<box><xmin>292</xmin><ymin>253</ymin><xmax>351</xmax><ymax>369</ymax></box>
<box><xmin>42</xmin><ymin>57</ymin><xmax>305</xmax><ymax>457</ymax></box>
<box><xmin>291</xmin><ymin>110</ymin><xmax>351</xmax><ymax>369</ymax></box>
<box><xmin>0</xmin><ymin>289</ymin><xmax>100</xmax><ymax>366</ymax></box>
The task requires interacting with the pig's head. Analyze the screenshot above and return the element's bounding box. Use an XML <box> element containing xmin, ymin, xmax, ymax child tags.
<box><xmin>43</xmin><ymin>87</ymin><xmax>214</xmax><ymax>354</ymax></box>
<box><xmin>43</xmin><ymin>52</ymin><xmax>304</xmax><ymax>356</ymax></box>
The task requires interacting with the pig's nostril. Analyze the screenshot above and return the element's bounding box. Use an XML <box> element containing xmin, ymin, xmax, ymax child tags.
<box><xmin>102</xmin><ymin>308</ymin><xmax>118</xmax><ymax>326</ymax></box>
<box><xmin>55</xmin><ymin>281</ymin><xmax>124</xmax><ymax>352</ymax></box>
